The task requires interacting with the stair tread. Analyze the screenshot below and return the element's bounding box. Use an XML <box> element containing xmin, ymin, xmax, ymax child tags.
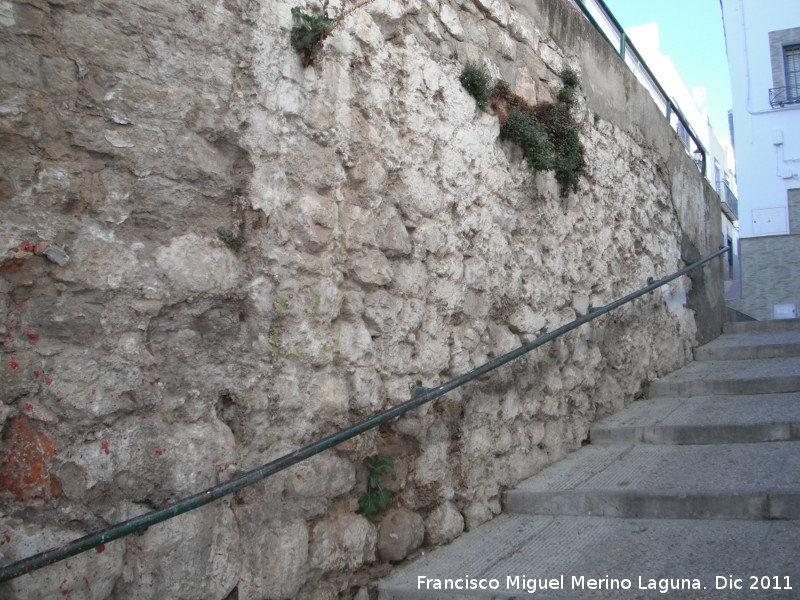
<box><xmin>591</xmin><ymin>392</ymin><xmax>800</xmax><ymax>430</ymax></box>
<box><xmin>378</xmin><ymin>324</ymin><xmax>800</xmax><ymax>599</ymax></box>
<box><xmin>508</xmin><ymin>442</ymin><xmax>800</xmax><ymax>495</ymax></box>
<box><xmin>694</xmin><ymin>329</ymin><xmax>800</xmax><ymax>360</ymax></box>
<box><xmin>724</xmin><ymin>319</ymin><xmax>800</xmax><ymax>334</ymax></box>
<box><xmin>653</xmin><ymin>356</ymin><xmax>800</xmax><ymax>383</ymax></box>
<box><xmin>697</xmin><ymin>329</ymin><xmax>800</xmax><ymax>351</ymax></box>
<box><xmin>379</xmin><ymin>515</ymin><xmax>800</xmax><ymax>599</ymax></box>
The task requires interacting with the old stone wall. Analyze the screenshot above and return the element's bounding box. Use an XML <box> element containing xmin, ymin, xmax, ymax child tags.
<box><xmin>1</xmin><ymin>0</ymin><xmax>722</xmax><ymax>598</ymax></box>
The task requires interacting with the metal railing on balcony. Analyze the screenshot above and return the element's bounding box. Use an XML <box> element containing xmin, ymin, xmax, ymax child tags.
<box><xmin>722</xmin><ymin>181</ymin><xmax>738</xmax><ymax>220</ymax></box>
<box><xmin>769</xmin><ymin>85</ymin><xmax>800</xmax><ymax>108</ymax></box>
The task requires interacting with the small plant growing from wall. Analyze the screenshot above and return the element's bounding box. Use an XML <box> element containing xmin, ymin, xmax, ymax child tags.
<box><xmin>499</xmin><ymin>105</ymin><xmax>554</xmax><ymax>171</ymax></box>
<box><xmin>461</xmin><ymin>65</ymin><xmax>586</xmax><ymax>196</ymax></box>
<box><xmin>216</xmin><ymin>226</ymin><xmax>245</xmax><ymax>251</ymax></box>
<box><xmin>358</xmin><ymin>454</ymin><xmax>397</xmax><ymax>518</ymax></box>
<box><xmin>291</xmin><ymin>2</ymin><xmax>335</xmax><ymax>66</ymax></box>
<box><xmin>561</xmin><ymin>67</ymin><xmax>580</xmax><ymax>89</ymax></box>
<box><xmin>291</xmin><ymin>0</ymin><xmax>377</xmax><ymax>66</ymax></box>
<box><xmin>459</xmin><ymin>61</ymin><xmax>492</xmax><ymax>110</ymax></box>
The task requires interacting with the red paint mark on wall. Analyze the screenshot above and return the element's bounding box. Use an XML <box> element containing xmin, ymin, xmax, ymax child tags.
<box><xmin>9</xmin><ymin>354</ymin><xmax>19</xmax><ymax>371</ymax></box>
<box><xmin>95</xmin><ymin>544</ymin><xmax>105</xmax><ymax>553</ymax></box>
<box><xmin>100</xmin><ymin>440</ymin><xmax>110</xmax><ymax>456</ymax></box>
<box><xmin>129</xmin><ymin>394</ymin><xmax>138</xmax><ymax>404</ymax></box>
<box><xmin>33</xmin><ymin>371</ymin><xmax>40</xmax><ymax>379</ymax></box>
<box><xmin>45</xmin><ymin>377</ymin><xmax>53</xmax><ymax>386</ymax></box>
<box><xmin>0</xmin><ymin>258</ymin><xmax>26</xmax><ymax>273</ymax></box>
<box><xmin>0</xmin><ymin>415</ymin><xmax>61</xmax><ymax>502</ymax></box>
<box><xmin>153</xmin><ymin>448</ymin><xmax>165</xmax><ymax>457</ymax></box>
<box><xmin>27</xmin><ymin>335</ymin><xmax>39</xmax><ymax>345</ymax></box>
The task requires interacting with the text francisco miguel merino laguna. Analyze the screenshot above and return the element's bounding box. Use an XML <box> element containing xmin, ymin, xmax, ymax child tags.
<box><xmin>418</xmin><ymin>574</ymin><xmax>724</xmax><ymax>594</ymax></box>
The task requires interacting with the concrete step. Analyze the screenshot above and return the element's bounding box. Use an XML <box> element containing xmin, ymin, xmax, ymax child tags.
<box><xmin>377</xmin><ymin>514</ymin><xmax>800</xmax><ymax>599</ymax></box>
<box><xmin>724</xmin><ymin>318</ymin><xmax>800</xmax><ymax>334</ymax></box>
<box><xmin>694</xmin><ymin>330</ymin><xmax>800</xmax><ymax>361</ymax></box>
<box><xmin>502</xmin><ymin>442</ymin><xmax>800</xmax><ymax>520</ymax></box>
<box><xmin>648</xmin><ymin>356</ymin><xmax>800</xmax><ymax>397</ymax></box>
<box><xmin>377</xmin><ymin>323</ymin><xmax>800</xmax><ymax>599</ymax></box>
<box><xmin>590</xmin><ymin>392</ymin><xmax>800</xmax><ymax>445</ymax></box>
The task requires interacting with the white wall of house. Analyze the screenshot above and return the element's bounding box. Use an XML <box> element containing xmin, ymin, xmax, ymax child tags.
<box><xmin>721</xmin><ymin>0</ymin><xmax>800</xmax><ymax>239</ymax></box>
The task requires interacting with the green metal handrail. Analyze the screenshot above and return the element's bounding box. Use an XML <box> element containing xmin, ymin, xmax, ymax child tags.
<box><xmin>0</xmin><ymin>247</ymin><xmax>729</xmax><ymax>583</ymax></box>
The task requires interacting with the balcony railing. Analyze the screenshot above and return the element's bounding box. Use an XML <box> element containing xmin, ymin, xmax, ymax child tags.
<box><xmin>769</xmin><ymin>85</ymin><xmax>800</xmax><ymax>108</ymax></box>
<box><xmin>721</xmin><ymin>181</ymin><xmax>738</xmax><ymax>220</ymax></box>
<box><xmin>573</xmin><ymin>0</ymin><xmax>707</xmax><ymax>176</ymax></box>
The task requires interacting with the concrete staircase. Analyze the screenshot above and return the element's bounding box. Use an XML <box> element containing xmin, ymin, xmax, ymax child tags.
<box><xmin>378</xmin><ymin>320</ymin><xmax>800</xmax><ymax>599</ymax></box>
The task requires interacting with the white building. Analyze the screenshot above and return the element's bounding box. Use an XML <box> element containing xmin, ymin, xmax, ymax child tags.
<box><xmin>626</xmin><ymin>23</ymin><xmax>739</xmax><ymax>279</ymax></box>
<box><xmin>721</xmin><ymin>0</ymin><xmax>800</xmax><ymax>320</ymax></box>
<box><xmin>573</xmin><ymin>1</ymin><xmax>740</xmax><ymax>280</ymax></box>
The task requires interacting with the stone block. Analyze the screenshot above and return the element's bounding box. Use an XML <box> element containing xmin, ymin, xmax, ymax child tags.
<box><xmin>115</xmin><ymin>502</ymin><xmax>239</xmax><ymax>600</ymax></box>
<box><xmin>154</xmin><ymin>233</ymin><xmax>239</xmax><ymax>296</ymax></box>
<box><xmin>438</xmin><ymin>4</ymin><xmax>464</xmax><ymax>40</ymax></box>
<box><xmin>0</xmin><ymin>516</ymin><xmax>123</xmax><ymax>600</ymax></box>
<box><xmin>377</xmin><ymin>507</ymin><xmax>424</xmax><ymax>562</ymax></box>
<box><xmin>288</xmin><ymin>452</ymin><xmax>356</xmax><ymax>499</ymax></box>
<box><xmin>424</xmin><ymin>501</ymin><xmax>465</xmax><ymax>545</ymax></box>
<box><xmin>237</xmin><ymin>520</ymin><xmax>308</xmax><ymax>600</ymax></box>
<box><xmin>308</xmin><ymin>513</ymin><xmax>377</xmax><ymax>571</ymax></box>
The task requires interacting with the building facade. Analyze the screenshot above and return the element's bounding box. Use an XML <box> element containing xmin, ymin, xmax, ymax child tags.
<box><xmin>626</xmin><ymin>23</ymin><xmax>739</xmax><ymax>280</ymax></box>
<box><xmin>721</xmin><ymin>0</ymin><xmax>800</xmax><ymax>319</ymax></box>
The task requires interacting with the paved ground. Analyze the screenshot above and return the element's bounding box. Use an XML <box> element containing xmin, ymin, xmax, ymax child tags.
<box><xmin>378</xmin><ymin>319</ymin><xmax>800</xmax><ymax>599</ymax></box>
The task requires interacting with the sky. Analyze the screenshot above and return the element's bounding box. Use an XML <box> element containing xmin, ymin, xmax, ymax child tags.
<box><xmin>601</xmin><ymin>0</ymin><xmax>733</xmax><ymax>146</ymax></box>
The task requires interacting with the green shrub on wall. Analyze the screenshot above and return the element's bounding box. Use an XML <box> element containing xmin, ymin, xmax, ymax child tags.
<box><xmin>290</xmin><ymin>2</ymin><xmax>334</xmax><ymax>65</ymax></box>
<box><xmin>358</xmin><ymin>455</ymin><xmax>397</xmax><ymax>518</ymax></box>
<box><xmin>535</xmin><ymin>101</ymin><xmax>585</xmax><ymax>192</ymax></box>
<box><xmin>291</xmin><ymin>1</ymin><xmax>377</xmax><ymax>66</ymax></box>
<box><xmin>460</xmin><ymin>65</ymin><xmax>586</xmax><ymax>196</ymax></box>
<box><xmin>499</xmin><ymin>107</ymin><xmax>554</xmax><ymax>171</ymax></box>
<box><xmin>459</xmin><ymin>61</ymin><xmax>492</xmax><ymax>110</ymax></box>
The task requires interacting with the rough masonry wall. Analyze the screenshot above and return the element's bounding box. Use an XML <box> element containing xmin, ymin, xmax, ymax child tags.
<box><xmin>0</xmin><ymin>0</ymin><xmax>722</xmax><ymax>598</ymax></box>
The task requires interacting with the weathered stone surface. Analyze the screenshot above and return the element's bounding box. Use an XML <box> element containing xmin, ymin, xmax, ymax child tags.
<box><xmin>308</xmin><ymin>513</ymin><xmax>377</xmax><ymax>572</ymax></box>
<box><xmin>424</xmin><ymin>501</ymin><xmax>465</xmax><ymax>545</ymax></box>
<box><xmin>0</xmin><ymin>517</ymin><xmax>124</xmax><ymax>600</ymax></box>
<box><xmin>287</xmin><ymin>452</ymin><xmax>356</xmax><ymax>499</ymax></box>
<box><xmin>114</xmin><ymin>502</ymin><xmax>239</xmax><ymax>600</ymax></box>
<box><xmin>237</xmin><ymin>520</ymin><xmax>308</xmax><ymax>600</ymax></box>
<box><xmin>0</xmin><ymin>0</ymin><xmax>722</xmax><ymax>597</ymax></box>
<box><xmin>377</xmin><ymin>507</ymin><xmax>425</xmax><ymax>562</ymax></box>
